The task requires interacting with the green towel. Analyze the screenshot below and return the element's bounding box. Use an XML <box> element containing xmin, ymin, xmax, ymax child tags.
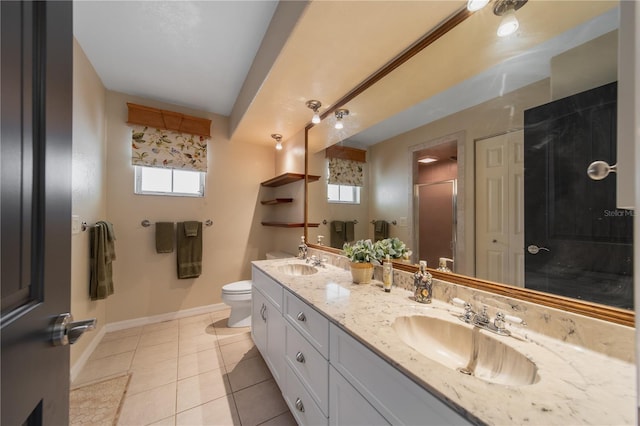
<box><xmin>90</xmin><ymin>221</ymin><xmax>116</xmax><ymax>300</ymax></box>
<box><xmin>177</xmin><ymin>221</ymin><xmax>202</xmax><ymax>279</ymax></box>
<box><xmin>183</xmin><ymin>221</ymin><xmax>199</xmax><ymax>237</ymax></box>
<box><xmin>155</xmin><ymin>222</ymin><xmax>174</xmax><ymax>253</ymax></box>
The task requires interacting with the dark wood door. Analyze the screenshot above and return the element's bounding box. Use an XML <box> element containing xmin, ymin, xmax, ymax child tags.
<box><xmin>524</xmin><ymin>82</ymin><xmax>633</xmax><ymax>309</ymax></box>
<box><xmin>1</xmin><ymin>2</ymin><xmax>73</xmax><ymax>424</ymax></box>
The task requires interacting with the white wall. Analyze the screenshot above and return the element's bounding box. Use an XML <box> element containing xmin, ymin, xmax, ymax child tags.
<box><xmin>104</xmin><ymin>92</ymin><xmax>274</xmax><ymax>323</ymax></box>
<box><xmin>70</xmin><ymin>38</ymin><xmax>108</xmax><ymax>367</ymax></box>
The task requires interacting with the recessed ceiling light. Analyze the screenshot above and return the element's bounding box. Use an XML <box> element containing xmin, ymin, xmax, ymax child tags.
<box><xmin>418</xmin><ymin>156</ymin><xmax>439</xmax><ymax>164</ymax></box>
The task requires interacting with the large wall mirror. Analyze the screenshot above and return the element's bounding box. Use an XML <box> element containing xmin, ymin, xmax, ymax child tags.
<box><xmin>305</xmin><ymin>1</ymin><xmax>634</xmax><ymax>325</ymax></box>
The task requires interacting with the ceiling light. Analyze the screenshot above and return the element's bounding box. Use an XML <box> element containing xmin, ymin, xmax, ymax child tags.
<box><xmin>334</xmin><ymin>109</ymin><xmax>349</xmax><ymax>130</ymax></box>
<box><xmin>271</xmin><ymin>133</ymin><xmax>283</xmax><ymax>150</ymax></box>
<box><xmin>466</xmin><ymin>0</ymin><xmax>489</xmax><ymax>12</ymax></box>
<box><xmin>306</xmin><ymin>100</ymin><xmax>322</xmax><ymax>124</ymax></box>
<box><xmin>418</xmin><ymin>156</ymin><xmax>439</xmax><ymax>164</ymax></box>
<box><xmin>493</xmin><ymin>0</ymin><xmax>527</xmax><ymax>37</ymax></box>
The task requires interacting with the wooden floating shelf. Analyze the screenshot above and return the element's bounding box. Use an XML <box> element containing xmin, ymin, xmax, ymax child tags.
<box><xmin>261</xmin><ymin>222</ymin><xmax>320</xmax><ymax>228</ymax></box>
<box><xmin>261</xmin><ymin>198</ymin><xmax>293</xmax><ymax>205</ymax></box>
<box><xmin>260</xmin><ymin>173</ymin><xmax>321</xmax><ymax>187</ymax></box>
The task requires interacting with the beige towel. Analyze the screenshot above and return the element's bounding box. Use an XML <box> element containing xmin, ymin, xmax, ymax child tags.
<box><xmin>177</xmin><ymin>221</ymin><xmax>202</xmax><ymax>279</ymax></box>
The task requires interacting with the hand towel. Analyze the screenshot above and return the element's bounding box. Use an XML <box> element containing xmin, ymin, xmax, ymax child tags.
<box><xmin>330</xmin><ymin>221</ymin><xmax>346</xmax><ymax>249</ymax></box>
<box><xmin>177</xmin><ymin>221</ymin><xmax>203</xmax><ymax>279</ymax></box>
<box><xmin>90</xmin><ymin>221</ymin><xmax>116</xmax><ymax>300</ymax></box>
<box><xmin>155</xmin><ymin>222</ymin><xmax>174</xmax><ymax>253</ymax></box>
<box><xmin>374</xmin><ymin>220</ymin><xmax>389</xmax><ymax>241</ymax></box>
<box><xmin>344</xmin><ymin>221</ymin><xmax>355</xmax><ymax>243</ymax></box>
<box><xmin>184</xmin><ymin>221</ymin><xmax>199</xmax><ymax>237</ymax></box>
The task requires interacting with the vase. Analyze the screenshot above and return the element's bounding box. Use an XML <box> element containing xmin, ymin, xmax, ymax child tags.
<box><xmin>350</xmin><ymin>262</ymin><xmax>373</xmax><ymax>284</ymax></box>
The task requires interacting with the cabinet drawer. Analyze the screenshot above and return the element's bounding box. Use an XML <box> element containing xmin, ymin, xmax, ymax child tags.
<box><xmin>252</xmin><ymin>266</ymin><xmax>283</xmax><ymax>311</ymax></box>
<box><xmin>285</xmin><ymin>322</ymin><xmax>329</xmax><ymax>416</ymax></box>
<box><xmin>285</xmin><ymin>364</ymin><xmax>328</xmax><ymax>426</ymax></box>
<box><xmin>329</xmin><ymin>324</ymin><xmax>470</xmax><ymax>426</ymax></box>
<box><xmin>284</xmin><ymin>290</ymin><xmax>329</xmax><ymax>358</ymax></box>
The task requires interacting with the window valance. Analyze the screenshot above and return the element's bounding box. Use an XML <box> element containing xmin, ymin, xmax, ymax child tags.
<box><xmin>326</xmin><ymin>146</ymin><xmax>366</xmax><ymax>187</ymax></box>
<box><xmin>131</xmin><ymin>125</ymin><xmax>209</xmax><ymax>172</ymax></box>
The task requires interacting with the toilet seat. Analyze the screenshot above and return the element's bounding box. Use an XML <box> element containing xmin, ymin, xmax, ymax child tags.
<box><xmin>222</xmin><ymin>280</ymin><xmax>252</xmax><ymax>295</ymax></box>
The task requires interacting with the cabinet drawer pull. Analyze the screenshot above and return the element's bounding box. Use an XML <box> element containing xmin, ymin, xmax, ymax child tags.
<box><xmin>295</xmin><ymin>351</ymin><xmax>305</xmax><ymax>363</ymax></box>
<box><xmin>296</xmin><ymin>312</ymin><xmax>306</xmax><ymax>322</ymax></box>
<box><xmin>295</xmin><ymin>397</ymin><xmax>305</xmax><ymax>412</ymax></box>
<box><xmin>260</xmin><ymin>304</ymin><xmax>266</xmax><ymax>321</ymax></box>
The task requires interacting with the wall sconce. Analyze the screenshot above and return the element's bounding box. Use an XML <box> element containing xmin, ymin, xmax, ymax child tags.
<box><xmin>306</xmin><ymin>100</ymin><xmax>322</xmax><ymax>124</ymax></box>
<box><xmin>494</xmin><ymin>0</ymin><xmax>527</xmax><ymax>37</ymax></box>
<box><xmin>334</xmin><ymin>109</ymin><xmax>349</xmax><ymax>129</ymax></box>
<box><xmin>271</xmin><ymin>133</ymin><xmax>283</xmax><ymax>150</ymax></box>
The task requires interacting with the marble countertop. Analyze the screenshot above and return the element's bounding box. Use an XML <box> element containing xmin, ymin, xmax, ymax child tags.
<box><xmin>253</xmin><ymin>258</ymin><xmax>636</xmax><ymax>426</ymax></box>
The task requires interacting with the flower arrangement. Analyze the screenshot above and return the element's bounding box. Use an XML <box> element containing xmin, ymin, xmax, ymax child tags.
<box><xmin>343</xmin><ymin>239</ymin><xmax>378</xmax><ymax>264</ymax></box>
<box><xmin>373</xmin><ymin>237</ymin><xmax>408</xmax><ymax>260</ymax></box>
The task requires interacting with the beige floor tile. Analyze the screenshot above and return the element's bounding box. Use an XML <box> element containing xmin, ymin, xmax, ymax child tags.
<box><xmin>178</xmin><ymin>348</ymin><xmax>224</xmax><ymax>380</ymax></box>
<box><xmin>128</xmin><ymin>358</ymin><xmax>178</xmax><ymax>395</ymax></box>
<box><xmin>219</xmin><ymin>338</ymin><xmax>259</xmax><ymax>366</ymax></box>
<box><xmin>91</xmin><ymin>335</ymin><xmax>139</xmax><ymax>360</ymax></box>
<box><xmin>73</xmin><ymin>351</ymin><xmax>134</xmax><ymax>387</ymax></box>
<box><xmin>131</xmin><ymin>341</ymin><xmax>179</xmax><ymax>369</ymax></box>
<box><xmin>175</xmin><ymin>395</ymin><xmax>240</xmax><ymax>426</ymax></box>
<box><xmin>210</xmin><ymin>308</ymin><xmax>232</xmax><ymax>323</ymax></box>
<box><xmin>143</xmin><ymin>320</ymin><xmax>179</xmax><ymax>333</ymax></box>
<box><xmin>148</xmin><ymin>416</ymin><xmax>175</xmax><ymax>426</ymax></box>
<box><xmin>178</xmin><ymin>333</ymin><xmax>218</xmax><ymax>356</ymax></box>
<box><xmin>214</xmin><ymin>324</ymin><xmax>252</xmax><ymax>346</ymax></box>
<box><xmin>257</xmin><ymin>410</ymin><xmax>297</xmax><ymax>426</ymax></box>
<box><xmin>179</xmin><ymin>313</ymin><xmax>213</xmax><ymax>327</ymax></box>
<box><xmin>138</xmin><ymin>327</ymin><xmax>180</xmax><ymax>348</ymax></box>
<box><xmin>179</xmin><ymin>321</ymin><xmax>216</xmax><ymax>340</ymax></box>
<box><xmin>117</xmin><ymin>382</ymin><xmax>176</xmax><ymax>426</ymax></box>
<box><xmin>176</xmin><ymin>368</ymin><xmax>231</xmax><ymax>413</ymax></box>
<box><xmin>102</xmin><ymin>326</ymin><xmax>143</xmax><ymax>342</ymax></box>
<box><xmin>226</xmin><ymin>355</ymin><xmax>272</xmax><ymax>392</ymax></box>
<box><xmin>233</xmin><ymin>379</ymin><xmax>288</xmax><ymax>426</ymax></box>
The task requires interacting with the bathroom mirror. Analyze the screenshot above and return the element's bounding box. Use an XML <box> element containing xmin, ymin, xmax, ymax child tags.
<box><xmin>305</xmin><ymin>1</ymin><xmax>634</xmax><ymax>325</ymax></box>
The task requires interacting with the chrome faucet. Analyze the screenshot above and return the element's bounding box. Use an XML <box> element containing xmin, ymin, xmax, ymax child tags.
<box><xmin>455</xmin><ymin>300</ymin><xmax>523</xmax><ymax>337</ymax></box>
<box><xmin>306</xmin><ymin>255</ymin><xmax>325</xmax><ymax>267</ymax></box>
<box><xmin>298</xmin><ymin>236</ymin><xmax>308</xmax><ymax>260</ymax></box>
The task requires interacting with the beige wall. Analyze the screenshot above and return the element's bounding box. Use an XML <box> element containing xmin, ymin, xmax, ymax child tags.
<box><xmin>370</xmin><ymin>79</ymin><xmax>551</xmax><ymax>275</ymax></box>
<box><xmin>104</xmin><ymin>92</ymin><xmax>274</xmax><ymax>323</ymax></box>
<box><xmin>70</xmin><ymin>38</ymin><xmax>108</xmax><ymax>367</ymax></box>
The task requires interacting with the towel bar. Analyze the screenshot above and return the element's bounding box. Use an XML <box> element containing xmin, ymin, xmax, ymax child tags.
<box><xmin>370</xmin><ymin>219</ymin><xmax>397</xmax><ymax>226</ymax></box>
<box><xmin>141</xmin><ymin>219</ymin><xmax>213</xmax><ymax>227</ymax></box>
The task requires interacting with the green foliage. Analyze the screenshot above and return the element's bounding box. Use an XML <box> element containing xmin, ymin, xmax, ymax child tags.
<box><xmin>343</xmin><ymin>239</ymin><xmax>378</xmax><ymax>263</ymax></box>
<box><xmin>344</xmin><ymin>237</ymin><xmax>408</xmax><ymax>263</ymax></box>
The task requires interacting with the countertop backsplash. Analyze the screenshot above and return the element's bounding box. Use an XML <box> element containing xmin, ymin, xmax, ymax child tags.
<box><xmin>308</xmin><ymin>247</ymin><xmax>634</xmax><ymax>363</ymax></box>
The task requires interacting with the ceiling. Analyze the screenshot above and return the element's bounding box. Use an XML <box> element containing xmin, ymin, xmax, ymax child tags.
<box><xmin>73</xmin><ymin>1</ymin><xmax>465</xmax><ymax>146</ymax></box>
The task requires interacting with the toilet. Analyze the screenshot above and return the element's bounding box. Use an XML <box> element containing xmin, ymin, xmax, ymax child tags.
<box><xmin>221</xmin><ymin>251</ymin><xmax>293</xmax><ymax>328</ymax></box>
<box><xmin>221</xmin><ymin>280</ymin><xmax>253</xmax><ymax>328</ymax></box>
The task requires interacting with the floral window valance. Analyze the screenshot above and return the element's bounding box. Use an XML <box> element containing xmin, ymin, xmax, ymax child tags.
<box><xmin>328</xmin><ymin>158</ymin><xmax>364</xmax><ymax>186</ymax></box>
<box><xmin>131</xmin><ymin>125</ymin><xmax>209</xmax><ymax>172</ymax></box>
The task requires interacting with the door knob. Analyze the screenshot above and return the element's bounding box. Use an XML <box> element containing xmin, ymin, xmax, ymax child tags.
<box><xmin>51</xmin><ymin>313</ymin><xmax>97</xmax><ymax>346</ymax></box>
<box><xmin>587</xmin><ymin>160</ymin><xmax>617</xmax><ymax>181</ymax></box>
<box><xmin>527</xmin><ymin>245</ymin><xmax>550</xmax><ymax>255</ymax></box>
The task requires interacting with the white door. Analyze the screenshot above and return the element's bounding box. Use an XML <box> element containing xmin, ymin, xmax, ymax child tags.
<box><xmin>475</xmin><ymin>131</ymin><xmax>524</xmax><ymax>286</ymax></box>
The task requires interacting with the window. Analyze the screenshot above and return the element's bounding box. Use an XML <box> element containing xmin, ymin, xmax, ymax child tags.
<box><xmin>134</xmin><ymin>166</ymin><xmax>205</xmax><ymax>197</ymax></box>
<box><xmin>327</xmin><ymin>183</ymin><xmax>361</xmax><ymax>204</ymax></box>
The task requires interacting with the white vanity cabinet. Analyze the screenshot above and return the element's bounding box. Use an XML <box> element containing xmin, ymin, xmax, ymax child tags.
<box><xmin>329</xmin><ymin>324</ymin><xmax>471</xmax><ymax>426</ymax></box>
<box><xmin>329</xmin><ymin>365</ymin><xmax>389</xmax><ymax>426</ymax></box>
<box><xmin>251</xmin><ymin>267</ymin><xmax>286</xmax><ymax>387</ymax></box>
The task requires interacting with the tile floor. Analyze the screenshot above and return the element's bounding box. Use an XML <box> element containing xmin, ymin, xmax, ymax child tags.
<box><xmin>72</xmin><ymin>309</ymin><xmax>297</xmax><ymax>426</ymax></box>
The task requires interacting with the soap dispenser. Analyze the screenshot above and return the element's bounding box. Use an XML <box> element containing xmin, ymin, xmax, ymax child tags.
<box><xmin>413</xmin><ymin>260</ymin><xmax>433</xmax><ymax>303</ymax></box>
<box><xmin>382</xmin><ymin>255</ymin><xmax>393</xmax><ymax>292</ymax></box>
<box><xmin>436</xmin><ymin>257</ymin><xmax>453</xmax><ymax>273</ymax></box>
<box><xmin>298</xmin><ymin>236</ymin><xmax>308</xmax><ymax>259</ymax></box>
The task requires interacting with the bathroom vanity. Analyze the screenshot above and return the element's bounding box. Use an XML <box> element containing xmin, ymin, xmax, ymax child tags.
<box><xmin>251</xmin><ymin>257</ymin><xmax>635</xmax><ymax>425</ymax></box>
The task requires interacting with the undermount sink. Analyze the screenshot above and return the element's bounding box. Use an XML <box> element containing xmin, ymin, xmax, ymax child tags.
<box><xmin>276</xmin><ymin>263</ymin><xmax>318</xmax><ymax>276</ymax></box>
<box><xmin>392</xmin><ymin>315</ymin><xmax>539</xmax><ymax>386</ymax></box>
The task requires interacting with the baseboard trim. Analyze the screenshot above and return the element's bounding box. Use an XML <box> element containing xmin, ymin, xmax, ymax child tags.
<box><xmin>69</xmin><ymin>303</ymin><xmax>227</xmax><ymax>382</ymax></box>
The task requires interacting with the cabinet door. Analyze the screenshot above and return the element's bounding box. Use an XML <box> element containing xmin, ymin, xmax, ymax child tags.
<box><xmin>251</xmin><ymin>288</ymin><xmax>267</xmax><ymax>355</ymax></box>
<box><xmin>329</xmin><ymin>366</ymin><xmax>389</xmax><ymax>426</ymax></box>
<box><xmin>266</xmin><ymin>298</ymin><xmax>286</xmax><ymax>387</ymax></box>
